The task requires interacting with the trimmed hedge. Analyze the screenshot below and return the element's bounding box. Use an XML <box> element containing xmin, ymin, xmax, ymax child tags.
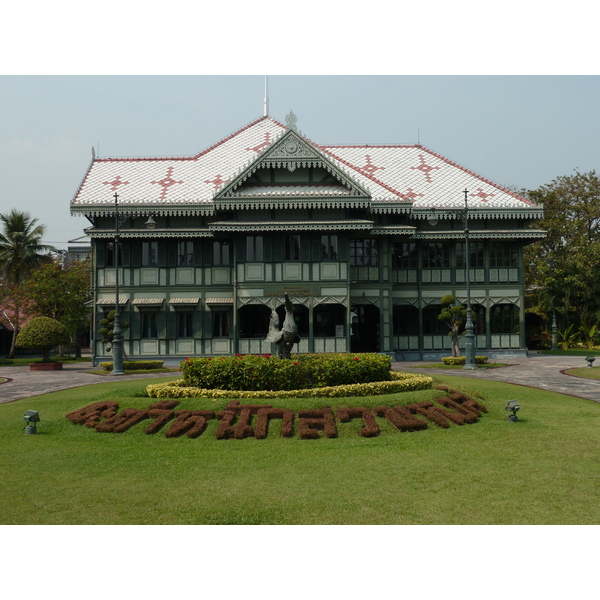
<box><xmin>66</xmin><ymin>387</ymin><xmax>486</xmax><ymax>439</ymax></box>
<box><xmin>180</xmin><ymin>353</ymin><xmax>392</xmax><ymax>392</ymax></box>
<box><xmin>441</xmin><ymin>356</ymin><xmax>488</xmax><ymax>366</ymax></box>
<box><xmin>99</xmin><ymin>360</ymin><xmax>165</xmax><ymax>372</ymax></box>
<box><xmin>147</xmin><ymin>371</ymin><xmax>433</xmax><ymax>399</ymax></box>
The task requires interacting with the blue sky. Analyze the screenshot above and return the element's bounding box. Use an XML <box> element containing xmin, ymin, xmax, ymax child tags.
<box><xmin>1</xmin><ymin>74</ymin><xmax>599</xmax><ymax>249</ymax></box>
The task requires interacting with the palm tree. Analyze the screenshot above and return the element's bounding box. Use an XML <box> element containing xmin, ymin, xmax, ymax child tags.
<box><xmin>0</xmin><ymin>210</ymin><xmax>55</xmax><ymax>357</ymax></box>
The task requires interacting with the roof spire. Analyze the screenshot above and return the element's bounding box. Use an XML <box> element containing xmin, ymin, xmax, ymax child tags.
<box><xmin>263</xmin><ymin>76</ymin><xmax>269</xmax><ymax>117</ymax></box>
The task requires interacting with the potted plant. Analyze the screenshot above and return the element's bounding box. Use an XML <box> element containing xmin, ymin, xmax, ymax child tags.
<box><xmin>15</xmin><ymin>316</ymin><xmax>71</xmax><ymax>370</ymax></box>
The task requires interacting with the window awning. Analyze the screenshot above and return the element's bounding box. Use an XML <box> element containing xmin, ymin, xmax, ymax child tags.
<box><xmin>205</xmin><ymin>297</ymin><xmax>234</xmax><ymax>307</ymax></box>
<box><xmin>132</xmin><ymin>298</ymin><xmax>165</xmax><ymax>306</ymax></box>
<box><xmin>96</xmin><ymin>296</ymin><xmax>129</xmax><ymax>306</ymax></box>
<box><xmin>169</xmin><ymin>298</ymin><xmax>201</xmax><ymax>306</ymax></box>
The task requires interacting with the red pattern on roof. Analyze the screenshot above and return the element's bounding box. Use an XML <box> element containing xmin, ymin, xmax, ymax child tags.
<box><xmin>359</xmin><ymin>155</ymin><xmax>384</xmax><ymax>176</ymax></box>
<box><xmin>205</xmin><ymin>174</ymin><xmax>229</xmax><ymax>190</ymax></box>
<box><xmin>246</xmin><ymin>132</ymin><xmax>272</xmax><ymax>154</ymax></box>
<box><xmin>411</xmin><ymin>154</ymin><xmax>440</xmax><ymax>182</ymax></box>
<box><xmin>151</xmin><ymin>167</ymin><xmax>184</xmax><ymax>200</ymax></box>
<box><xmin>102</xmin><ymin>175</ymin><xmax>130</xmax><ymax>191</ymax></box>
<box><xmin>470</xmin><ymin>188</ymin><xmax>495</xmax><ymax>202</ymax></box>
<box><xmin>319</xmin><ymin>147</ymin><xmax>412</xmax><ymax>201</ymax></box>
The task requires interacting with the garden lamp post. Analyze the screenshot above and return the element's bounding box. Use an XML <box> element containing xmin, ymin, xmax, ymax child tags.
<box><xmin>461</xmin><ymin>189</ymin><xmax>477</xmax><ymax>369</ymax></box>
<box><xmin>111</xmin><ymin>192</ymin><xmax>125</xmax><ymax>376</ymax></box>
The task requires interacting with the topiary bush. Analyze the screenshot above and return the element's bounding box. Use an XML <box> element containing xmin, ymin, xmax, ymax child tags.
<box><xmin>147</xmin><ymin>371</ymin><xmax>433</xmax><ymax>399</ymax></box>
<box><xmin>99</xmin><ymin>360</ymin><xmax>165</xmax><ymax>372</ymax></box>
<box><xmin>180</xmin><ymin>353</ymin><xmax>392</xmax><ymax>392</ymax></box>
<box><xmin>441</xmin><ymin>356</ymin><xmax>488</xmax><ymax>366</ymax></box>
<box><xmin>15</xmin><ymin>316</ymin><xmax>71</xmax><ymax>362</ymax></box>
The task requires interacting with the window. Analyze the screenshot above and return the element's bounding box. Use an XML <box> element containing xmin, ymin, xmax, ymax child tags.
<box><xmin>106</xmin><ymin>243</ymin><xmax>115</xmax><ymax>267</ymax></box>
<box><xmin>490</xmin><ymin>303</ymin><xmax>519</xmax><ymax>334</ymax></box>
<box><xmin>142</xmin><ymin>241</ymin><xmax>158</xmax><ymax>266</ymax></box>
<box><xmin>177</xmin><ymin>241</ymin><xmax>194</xmax><ymax>266</ymax></box>
<box><xmin>246</xmin><ymin>235</ymin><xmax>264</xmax><ymax>262</ymax></box>
<box><xmin>313</xmin><ymin>304</ymin><xmax>346</xmax><ymax>337</ymax></box>
<box><xmin>393</xmin><ymin>305</ymin><xmax>419</xmax><ymax>335</ymax></box>
<box><xmin>489</xmin><ymin>243</ymin><xmax>518</xmax><ymax>268</ymax></box>
<box><xmin>284</xmin><ymin>235</ymin><xmax>301</xmax><ymax>261</ymax></box>
<box><xmin>320</xmin><ymin>234</ymin><xmax>338</xmax><ymax>260</ymax></box>
<box><xmin>176</xmin><ymin>312</ymin><xmax>193</xmax><ymax>338</ymax></box>
<box><xmin>421</xmin><ymin>243</ymin><xmax>450</xmax><ymax>268</ymax></box>
<box><xmin>212</xmin><ymin>311</ymin><xmax>230</xmax><ymax>337</ymax></box>
<box><xmin>422</xmin><ymin>305</ymin><xmax>446</xmax><ymax>335</ymax></box>
<box><xmin>141</xmin><ymin>312</ymin><xmax>158</xmax><ymax>338</ymax></box>
<box><xmin>350</xmin><ymin>239</ymin><xmax>379</xmax><ymax>266</ymax></box>
<box><xmin>213</xmin><ymin>241</ymin><xmax>230</xmax><ymax>266</ymax></box>
<box><xmin>455</xmin><ymin>241</ymin><xmax>484</xmax><ymax>268</ymax></box>
<box><xmin>392</xmin><ymin>242</ymin><xmax>417</xmax><ymax>269</ymax></box>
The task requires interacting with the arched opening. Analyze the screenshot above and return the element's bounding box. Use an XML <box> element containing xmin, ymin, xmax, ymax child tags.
<box><xmin>238</xmin><ymin>304</ymin><xmax>272</xmax><ymax>339</ymax></box>
<box><xmin>350</xmin><ymin>304</ymin><xmax>380</xmax><ymax>353</ymax></box>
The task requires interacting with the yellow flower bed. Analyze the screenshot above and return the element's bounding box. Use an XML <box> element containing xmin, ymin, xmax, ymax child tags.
<box><xmin>146</xmin><ymin>371</ymin><xmax>432</xmax><ymax>399</ymax></box>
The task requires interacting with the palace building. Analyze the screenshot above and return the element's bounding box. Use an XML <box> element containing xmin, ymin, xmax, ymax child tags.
<box><xmin>70</xmin><ymin>114</ymin><xmax>545</xmax><ymax>363</ymax></box>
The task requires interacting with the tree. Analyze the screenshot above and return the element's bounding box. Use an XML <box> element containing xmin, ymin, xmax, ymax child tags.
<box><xmin>524</xmin><ymin>170</ymin><xmax>600</xmax><ymax>343</ymax></box>
<box><xmin>98</xmin><ymin>310</ymin><xmax>129</xmax><ymax>355</ymax></box>
<box><xmin>15</xmin><ymin>316</ymin><xmax>71</xmax><ymax>362</ymax></box>
<box><xmin>438</xmin><ymin>294</ymin><xmax>467</xmax><ymax>357</ymax></box>
<box><xmin>0</xmin><ymin>210</ymin><xmax>55</xmax><ymax>357</ymax></box>
<box><xmin>22</xmin><ymin>258</ymin><xmax>91</xmax><ymax>354</ymax></box>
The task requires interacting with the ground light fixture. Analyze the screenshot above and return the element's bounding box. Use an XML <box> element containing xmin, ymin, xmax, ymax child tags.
<box><xmin>505</xmin><ymin>400</ymin><xmax>520</xmax><ymax>422</ymax></box>
<box><xmin>586</xmin><ymin>356</ymin><xmax>595</xmax><ymax>368</ymax></box>
<box><xmin>23</xmin><ymin>410</ymin><xmax>40</xmax><ymax>434</ymax></box>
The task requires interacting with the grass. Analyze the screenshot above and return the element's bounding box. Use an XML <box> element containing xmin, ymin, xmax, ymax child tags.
<box><xmin>538</xmin><ymin>348</ymin><xmax>600</xmax><ymax>356</ymax></box>
<box><xmin>415</xmin><ymin>363</ymin><xmax>512</xmax><ymax>369</ymax></box>
<box><xmin>1</xmin><ymin>374</ymin><xmax>599</xmax><ymax>525</ymax></box>
<box><xmin>85</xmin><ymin>367</ymin><xmax>180</xmax><ymax>376</ymax></box>
<box><xmin>564</xmin><ymin>366</ymin><xmax>600</xmax><ymax>379</ymax></box>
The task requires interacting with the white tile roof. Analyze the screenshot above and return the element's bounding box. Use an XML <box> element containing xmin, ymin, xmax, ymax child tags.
<box><xmin>319</xmin><ymin>145</ymin><xmax>535</xmax><ymax>209</ymax></box>
<box><xmin>71</xmin><ymin>116</ymin><xmax>537</xmax><ymax>212</ymax></box>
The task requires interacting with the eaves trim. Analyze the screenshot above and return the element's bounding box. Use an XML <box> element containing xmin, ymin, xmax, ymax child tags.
<box><xmin>411</xmin><ymin>229</ymin><xmax>547</xmax><ymax>240</ymax></box>
<box><xmin>208</xmin><ymin>220</ymin><xmax>374</xmax><ymax>233</ymax></box>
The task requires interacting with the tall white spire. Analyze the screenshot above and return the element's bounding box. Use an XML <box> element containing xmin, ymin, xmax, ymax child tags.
<box><xmin>263</xmin><ymin>75</ymin><xmax>269</xmax><ymax>117</ymax></box>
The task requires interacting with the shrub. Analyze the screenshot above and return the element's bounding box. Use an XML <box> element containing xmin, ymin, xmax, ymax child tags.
<box><xmin>147</xmin><ymin>371</ymin><xmax>433</xmax><ymax>399</ymax></box>
<box><xmin>99</xmin><ymin>360</ymin><xmax>165</xmax><ymax>372</ymax></box>
<box><xmin>441</xmin><ymin>356</ymin><xmax>488</xmax><ymax>366</ymax></box>
<box><xmin>180</xmin><ymin>353</ymin><xmax>392</xmax><ymax>392</ymax></box>
<box><xmin>15</xmin><ymin>316</ymin><xmax>71</xmax><ymax>362</ymax></box>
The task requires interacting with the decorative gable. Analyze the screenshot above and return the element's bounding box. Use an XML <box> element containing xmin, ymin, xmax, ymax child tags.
<box><xmin>214</xmin><ymin>129</ymin><xmax>372</xmax><ymax>210</ymax></box>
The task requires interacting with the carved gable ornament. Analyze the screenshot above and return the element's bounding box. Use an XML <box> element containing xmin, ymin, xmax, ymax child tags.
<box><xmin>214</xmin><ymin>129</ymin><xmax>371</xmax><ymax>204</ymax></box>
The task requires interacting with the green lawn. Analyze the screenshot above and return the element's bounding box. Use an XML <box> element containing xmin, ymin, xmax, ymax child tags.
<box><xmin>1</xmin><ymin>374</ymin><xmax>598</xmax><ymax>525</ymax></box>
<box><xmin>564</xmin><ymin>366</ymin><xmax>600</xmax><ymax>379</ymax></box>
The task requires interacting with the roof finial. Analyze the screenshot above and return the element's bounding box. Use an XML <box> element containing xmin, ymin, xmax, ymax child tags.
<box><xmin>285</xmin><ymin>110</ymin><xmax>298</xmax><ymax>131</ymax></box>
<box><xmin>263</xmin><ymin>76</ymin><xmax>269</xmax><ymax>117</ymax></box>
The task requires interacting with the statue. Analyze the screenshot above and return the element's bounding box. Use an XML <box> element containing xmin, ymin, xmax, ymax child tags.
<box><xmin>265</xmin><ymin>293</ymin><xmax>301</xmax><ymax>359</ymax></box>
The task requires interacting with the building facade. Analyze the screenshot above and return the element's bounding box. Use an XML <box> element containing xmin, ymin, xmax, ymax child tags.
<box><xmin>70</xmin><ymin>116</ymin><xmax>545</xmax><ymax>363</ymax></box>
